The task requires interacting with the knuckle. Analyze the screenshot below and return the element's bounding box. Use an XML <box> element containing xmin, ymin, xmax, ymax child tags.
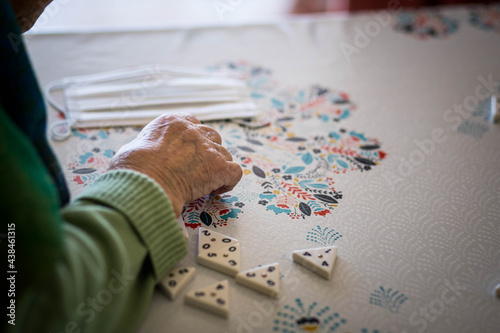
<box><xmin>165</xmin><ymin>121</ymin><xmax>185</xmax><ymax>134</ymax></box>
<box><xmin>175</xmin><ymin>113</ymin><xmax>199</xmax><ymax>124</ymax></box>
<box><xmin>183</xmin><ymin>124</ymin><xmax>202</xmax><ymax>138</ymax></box>
<box><xmin>186</xmin><ymin>114</ymin><xmax>201</xmax><ymax>123</ymax></box>
<box><xmin>158</xmin><ymin>113</ymin><xmax>179</xmax><ymax>122</ymax></box>
<box><xmin>201</xmin><ymin>125</ymin><xmax>220</xmax><ymax>137</ymax></box>
<box><xmin>211</xmin><ymin>130</ymin><xmax>223</xmax><ymax>140</ymax></box>
<box><xmin>220</xmin><ymin>146</ymin><xmax>233</xmax><ymax>160</ymax></box>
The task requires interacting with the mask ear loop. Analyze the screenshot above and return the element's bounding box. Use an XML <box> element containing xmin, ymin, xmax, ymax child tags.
<box><xmin>45</xmin><ymin>80</ymin><xmax>72</xmax><ymax>141</ymax></box>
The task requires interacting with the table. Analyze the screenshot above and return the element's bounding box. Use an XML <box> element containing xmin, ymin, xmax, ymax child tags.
<box><xmin>25</xmin><ymin>5</ymin><xmax>500</xmax><ymax>333</ymax></box>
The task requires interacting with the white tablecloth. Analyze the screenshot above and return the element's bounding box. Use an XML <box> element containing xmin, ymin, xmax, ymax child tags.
<box><xmin>26</xmin><ymin>5</ymin><xmax>500</xmax><ymax>333</ymax></box>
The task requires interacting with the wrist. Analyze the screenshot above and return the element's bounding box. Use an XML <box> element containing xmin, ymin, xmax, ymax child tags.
<box><xmin>162</xmin><ymin>191</ymin><xmax>184</xmax><ymax>218</ymax></box>
<box><xmin>108</xmin><ymin>164</ymin><xmax>185</xmax><ymax>217</ymax></box>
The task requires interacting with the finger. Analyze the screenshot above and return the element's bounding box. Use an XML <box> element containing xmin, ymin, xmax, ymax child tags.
<box><xmin>198</xmin><ymin>125</ymin><xmax>223</xmax><ymax>145</ymax></box>
<box><xmin>211</xmin><ymin>186</ymin><xmax>232</xmax><ymax>197</ymax></box>
<box><xmin>212</xmin><ymin>162</ymin><xmax>242</xmax><ymax>196</ymax></box>
<box><xmin>212</xmin><ymin>142</ymin><xmax>233</xmax><ymax>161</ymax></box>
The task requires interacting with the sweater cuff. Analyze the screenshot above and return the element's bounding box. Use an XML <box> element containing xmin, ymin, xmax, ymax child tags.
<box><xmin>76</xmin><ymin>169</ymin><xmax>187</xmax><ymax>281</ymax></box>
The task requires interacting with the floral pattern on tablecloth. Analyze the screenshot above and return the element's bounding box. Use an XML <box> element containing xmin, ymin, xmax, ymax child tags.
<box><xmin>393</xmin><ymin>10</ymin><xmax>459</xmax><ymax>39</ymax></box>
<box><xmin>469</xmin><ymin>5</ymin><xmax>500</xmax><ymax>33</ymax></box>
<box><xmin>182</xmin><ymin>61</ymin><xmax>385</xmax><ymax>228</ymax></box>
<box><xmin>274</xmin><ymin>298</ymin><xmax>347</xmax><ymax>333</ymax></box>
<box><xmin>63</xmin><ymin>61</ymin><xmax>385</xmax><ymax>229</ymax></box>
<box><xmin>369</xmin><ymin>286</ymin><xmax>408</xmax><ymax>314</ymax></box>
<box><xmin>456</xmin><ymin>97</ymin><xmax>492</xmax><ymax>139</ymax></box>
<box><xmin>306</xmin><ymin>225</ymin><xmax>342</xmax><ymax>246</ymax></box>
<box><xmin>66</xmin><ymin>127</ymin><xmax>141</xmax><ymax>189</ymax></box>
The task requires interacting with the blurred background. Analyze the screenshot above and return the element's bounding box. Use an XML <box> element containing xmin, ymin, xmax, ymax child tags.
<box><xmin>31</xmin><ymin>0</ymin><xmax>494</xmax><ymax>32</ymax></box>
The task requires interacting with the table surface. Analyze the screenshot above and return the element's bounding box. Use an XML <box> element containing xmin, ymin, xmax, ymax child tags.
<box><xmin>26</xmin><ymin>5</ymin><xmax>500</xmax><ymax>333</ymax></box>
<box><xmin>30</xmin><ymin>0</ymin><xmax>295</xmax><ymax>32</ymax></box>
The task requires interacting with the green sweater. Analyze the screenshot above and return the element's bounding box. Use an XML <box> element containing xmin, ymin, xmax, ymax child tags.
<box><xmin>0</xmin><ymin>1</ymin><xmax>187</xmax><ymax>332</ymax></box>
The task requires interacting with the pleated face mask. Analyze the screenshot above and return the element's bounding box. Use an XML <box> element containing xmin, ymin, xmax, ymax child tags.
<box><xmin>45</xmin><ymin>65</ymin><xmax>266</xmax><ymax>140</ymax></box>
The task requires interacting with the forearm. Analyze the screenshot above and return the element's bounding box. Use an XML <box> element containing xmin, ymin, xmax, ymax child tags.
<box><xmin>11</xmin><ymin>171</ymin><xmax>187</xmax><ymax>333</ymax></box>
<box><xmin>1</xmin><ymin>2</ymin><xmax>189</xmax><ymax>329</ymax></box>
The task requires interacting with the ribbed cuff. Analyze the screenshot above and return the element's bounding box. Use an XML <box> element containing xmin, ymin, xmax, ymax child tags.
<box><xmin>77</xmin><ymin>170</ymin><xmax>187</xmax><ymax>281</ymax></box>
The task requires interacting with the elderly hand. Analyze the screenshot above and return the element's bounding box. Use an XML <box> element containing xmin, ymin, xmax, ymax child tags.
<box><xmin>109</xmin><ymin>114</ymin><xmax>242</xmax><ymax>217</ymax></box>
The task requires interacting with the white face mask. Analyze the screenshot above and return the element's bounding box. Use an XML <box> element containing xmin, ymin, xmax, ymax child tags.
<box><xmin>45</xmin><ymin>64</ymin><xmax>264</xmax><ymax>140</ymax></box>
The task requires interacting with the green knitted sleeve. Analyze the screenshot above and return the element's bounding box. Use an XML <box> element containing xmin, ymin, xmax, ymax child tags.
<box><xmin>75</xmin><ymin>170</ymin><xmax>188</xmax><ymax>281</ymax></box>
<box><xmin>1</xmin><ymin>106</ymin><xmax>187</xmax><ymax>333</ymax></box>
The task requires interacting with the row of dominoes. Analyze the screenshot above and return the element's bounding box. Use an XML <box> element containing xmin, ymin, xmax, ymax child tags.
<box><xmin>158</xmin><ymin>227</ymin><xmax>338</xmax><ymax>317</ymax></box>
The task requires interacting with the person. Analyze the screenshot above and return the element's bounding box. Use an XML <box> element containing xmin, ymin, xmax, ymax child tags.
<box><xmin>0</xmin><ymin>0</ymin><xmax>243</xmax><ymax>332</ymax></box>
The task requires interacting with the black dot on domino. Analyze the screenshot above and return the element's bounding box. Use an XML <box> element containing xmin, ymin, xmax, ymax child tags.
<box><xmin>203</xmin><ymin>244</ymin><xmax>210</xmax><ymax>249</ymax></box>
<box><xmin>168</xmin><ymin>280</ymin><xmax>176</xmax><ymax>287</ymax></box>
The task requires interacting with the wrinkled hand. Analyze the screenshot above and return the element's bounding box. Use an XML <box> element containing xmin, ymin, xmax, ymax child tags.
<box><xmin>109</xmin><ymin>114</ymin><xmax>243</xmax><ymax>217</ymax></box>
